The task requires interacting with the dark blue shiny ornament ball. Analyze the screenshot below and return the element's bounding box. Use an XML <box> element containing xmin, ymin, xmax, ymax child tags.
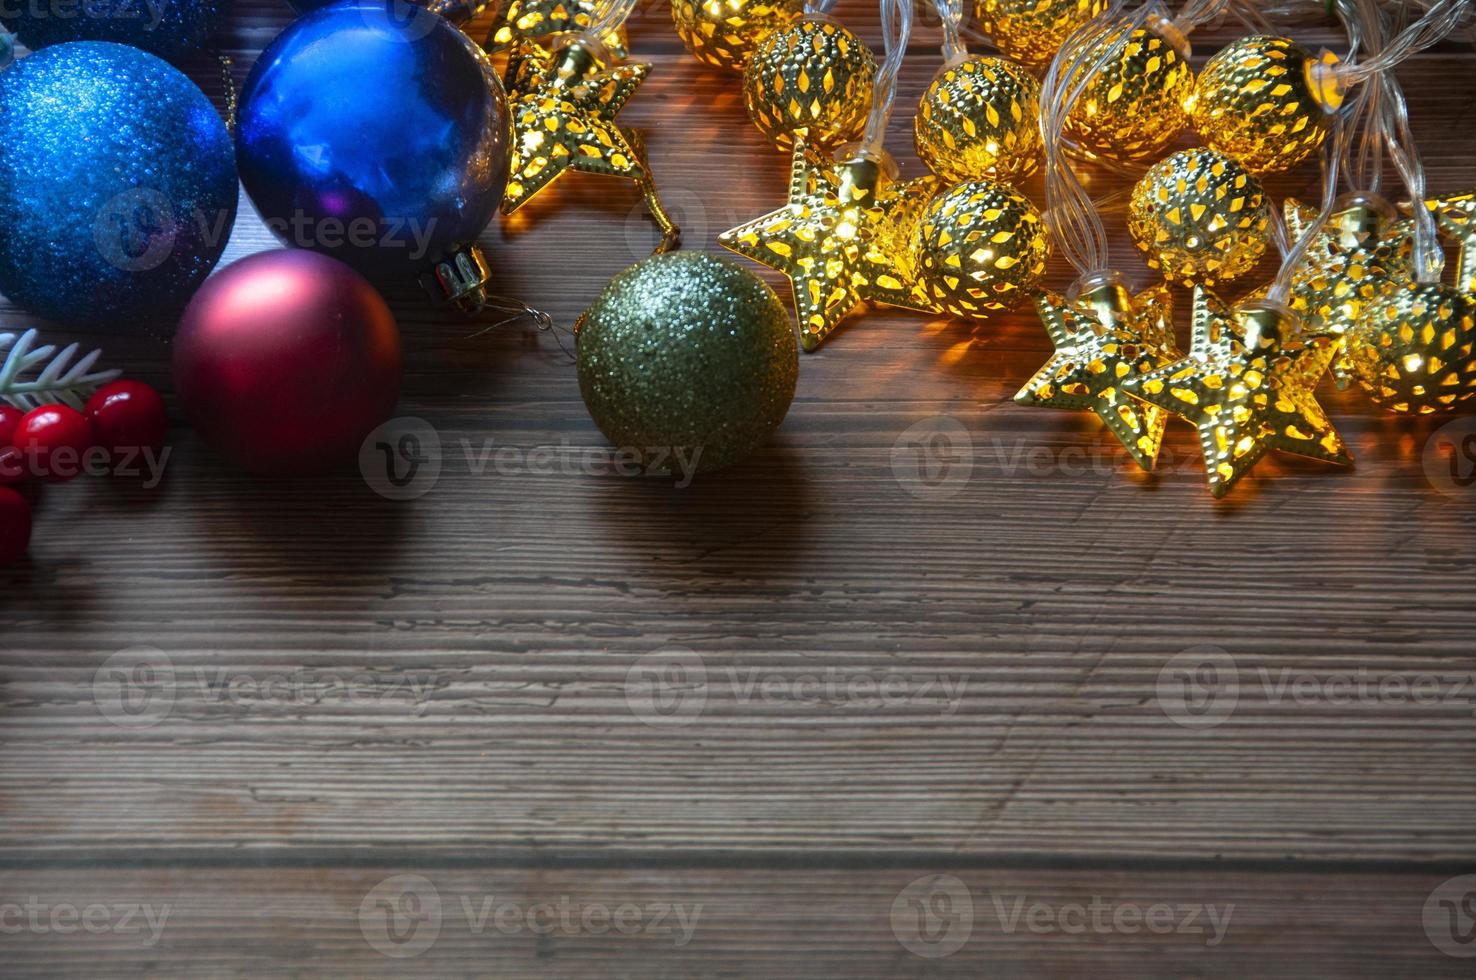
<box><xmin>237</xmin><ymin>0</ymin><xmax>510</xmax><ymax>279</ymax></box>
<box><xmin>0</xmin><ymin>42</ymin><xmax>238</xmax><ymax>329</ymax></box>
<box><xmin>2</xmin><ymin>0</ymin><xmax>225</xmax><ymax>63</ymax></box>
<box><xmin>286</xmin><ymin>0</ymin><xmax>490</xmax><ymax>23</ymax></box>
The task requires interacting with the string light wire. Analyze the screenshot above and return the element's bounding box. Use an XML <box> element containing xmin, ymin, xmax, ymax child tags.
<box><xmin>858</xmin><ymin>0</ymin><xmax>913</xmax><ymax>158</ymax></box>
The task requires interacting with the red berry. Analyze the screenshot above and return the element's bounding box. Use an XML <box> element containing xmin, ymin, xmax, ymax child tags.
<box><xmin>0</xmin><ymin>446</ymin><xmax>25</xmax><ymax>485</ymax></box>
<box><xmin>85</xmin><ymin>380</ymin><xmax>168</xmax><ymax>463</ymax></box>
<box><xmin>14</xmin><ymin>404</ymin><xmax>94</xmax><ymax>482</ymax></box>
<box><xmin>0</xmin><ymin>486</ymin><xmax>30</xmax><ymax>564</ymax></box>
<box><xmin>0</xmin><ymin>405</ymin><xmax>22</xmax><ymax>446</ymax></box>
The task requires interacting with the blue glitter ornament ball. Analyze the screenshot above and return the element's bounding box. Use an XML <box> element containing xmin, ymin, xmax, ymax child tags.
<box><xmin>237</xmin><ymin>0</ymin><xmax>509</xmax><ymax>279</ymax></box>
<box><xmin>2</xmin><ymin>0</ymin><xmax>225</xmax><ymax>63</ymax></box>
<box><xmin>0</xmin><ymin>42</ymin><xmax>238</xmax><ymax>329</ymax></box>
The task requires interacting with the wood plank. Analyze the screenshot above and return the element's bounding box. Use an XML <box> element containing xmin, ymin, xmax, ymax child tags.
<box><xmin>0</xmin><ymin>865</ymin><xmax>1470</xmax><ymax>976</ymax></box>
<box><xmin>2</xmin><ymin>1</ymin><xmax>1475</xmax><ymax>974</ymax></box>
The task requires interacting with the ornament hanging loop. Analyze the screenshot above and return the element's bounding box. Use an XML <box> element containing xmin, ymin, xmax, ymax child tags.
<box><xmin>624</xmin><ymin>127</ymin><xmax>682</xmax><ymax>254</ymax></box>
<box><xmin>469</xmin><ymin>296</ymin><xmax>576</xmax><ymax>361</ymax></box>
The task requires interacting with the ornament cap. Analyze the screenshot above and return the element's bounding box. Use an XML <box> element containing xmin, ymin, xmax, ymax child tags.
<box><xmin>1327</xmin><ymin>193</ymin><xmax>1399</xmax><ymax>248</ymax></box>
<box><xmin>1305</xmin><ymin>48</ymin><xmax>1347</xmax><ymax>113</ymax></box>
<box><xmin>553</xmin><ymin>35</ymin><xmax>608</xmax><ymax>83</ymax></box>
<box><xmin>833</xmin><ymin>142</ymin><xmax>899</xmax><ymax>187</ymax></box>
<box><xmin>1065</xmin><ymin>269</ymin><xmax>1126</xmax><ymax>302</ymax></box>
<box><xmin>1144</xmin><ymin>10</ymin><xmax>1192</xmax><ymax>60</ymax></box>
<box><xmin>1073</xmin><ymin>276</ymin><xmax>1135</xmax><ymax>331</ymax></box>
<box><xmin>420</xmin><ymin>244</ymin><xmax>493</xmax><ymax>314</ymax></box>
<box><xmin>1233</xmin><ymin>300</ymin><xmax>1302</xmax><ymax>350</ymax></box>
<box><xmin>1334</xmin><ymin>191</ymin><xmax>1397</xmax><ymax>222</ymax></box>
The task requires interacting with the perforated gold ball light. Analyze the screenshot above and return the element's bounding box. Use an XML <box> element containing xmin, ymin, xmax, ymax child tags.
<box><xmin>915</xmin><ymin>179</ymin><xmax>1050</xmax><ymax>319</ymax></box>
<box><xmin>670</xmin><ymin>0</ymin><xmax>804</xmax><ymax>73</ymax></box>
<box><xmin>1127</xmin><ymin>147</ymin><xmax>1270</xmax><ymax>285</ymax></box>
<box><xmin>742</xmin><ymin>17</ymin><xmax>877</xmax><ymax>151</ymax></box>
<box><xmin>489</xmin><ymin>0</ymin><xmax>629</xmax><ymax>60</ymax></box>
<box><xmin>914</xmin><ymin>55</ymin><xmax>1042</xmax><ymax>184</ymax></box>
<box><xmin>1063</xmin><ymin>25</ymin><xmax>1195</xmax><ymax>164</ymax></box>
<box><xmin>1185</xmin><ymin>34</ymin><xmax>1334</xmax><ymax>175</ymax></box>
<box><xmin>1343</xmin><ymin>283</ymin><xmax>1476</xmax><ymax>415</ymax></box>
<box><xmin>974</xmin><ymin>0</ymin><xmax>1109</xmax><ymax>73</ymax></box>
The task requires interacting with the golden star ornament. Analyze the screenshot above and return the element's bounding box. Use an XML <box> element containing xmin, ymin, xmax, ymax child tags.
<box><xmin>501</xmin><ymin>38</ymin><xmax>679</xmax><ymax>248</ymax></box>
<box><xmin>719</xmin><ymin>143</ymin><xmax>942</xmax><ymax>352</ymax></box>
<box><xmin>1279</xmin><ymin>196</ymin><xmax>1414</xmax><ymax>336</ymax></box>
<box><xmin>1121</xmin><ymin>288</ymin><xmax>1352</xmax><ymax>498</ymax></box>
<box><xmin>1015</xmin><ymin>279</ymin><xmax>1181</xmax><ymax>470</ymax></box>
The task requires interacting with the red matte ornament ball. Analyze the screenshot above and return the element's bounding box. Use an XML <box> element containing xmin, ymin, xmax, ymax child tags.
<box><xmin>171</xmin><ymin>250</ymin><xmax>402</xmax><ymax>471</ymax></box>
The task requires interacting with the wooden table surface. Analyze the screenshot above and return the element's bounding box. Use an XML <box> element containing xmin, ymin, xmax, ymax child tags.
<box><xmin>3</xmin><ymin>2</ymin><xmax>1475</xmax><ymax>976</ymax></box>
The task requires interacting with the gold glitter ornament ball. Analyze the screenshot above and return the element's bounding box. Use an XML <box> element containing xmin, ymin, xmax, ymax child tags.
<box><xmin>914</xmin><ymin>55</ymin><xmax>1042</xmax><ymax>184</ymax></box>
<box><xmin>1127</xmin><ymin>147</ymin><xmax>1270</xmax><ymax>285</ymax></box>
<box><xmin>577</xmin><ymin>252</ymin><xmax>799</xmax><ymax>475</ymax></box>
<box><xmin>671</xmin><ymin>0</ymin><xmax>804</xmax><ymax>73</ymax></box>
<box><xmin>742</xmin><ymin>17</ymin><xmax>877</xmax><ymax>151</ymax></box>
<box><xmin>1342</xmin><ymin>283</ymin><xmax>1476</xmax><ymax>415</ymax></box>
<box><xmin>915</xmin><ymin>179</ymin><xmax>1050</xmax><ymax>318</ymax></box>
<box><xmin>975</xmin><ymin>0</ymin><xmax>1108</xmax><ymax>73</ymax></box>
<box><xmin>1185</xmin><ymin>35</ymin><xmax>1333</xmax><ymax>175</ymax></box>
<box><xmin>1062</xmin><ymin>26</ymin><xmax>1194</xmax><ymax>164</ymax></box>
<box><xmin>489</xmin><ymin>0</ymin><xmax>629</xmax><ymax>60</ymax></box>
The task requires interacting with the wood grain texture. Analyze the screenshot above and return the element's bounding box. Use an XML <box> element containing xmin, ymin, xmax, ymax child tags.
<box><xmin>0</xmin><ymin>866</ymin><xmax>1469</xmax><ymax>977</ymax></box>
<box><xmin>1</xmin><ymin>0</ymin><xmax>1475</xmax><ymax>973</ymax></box>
